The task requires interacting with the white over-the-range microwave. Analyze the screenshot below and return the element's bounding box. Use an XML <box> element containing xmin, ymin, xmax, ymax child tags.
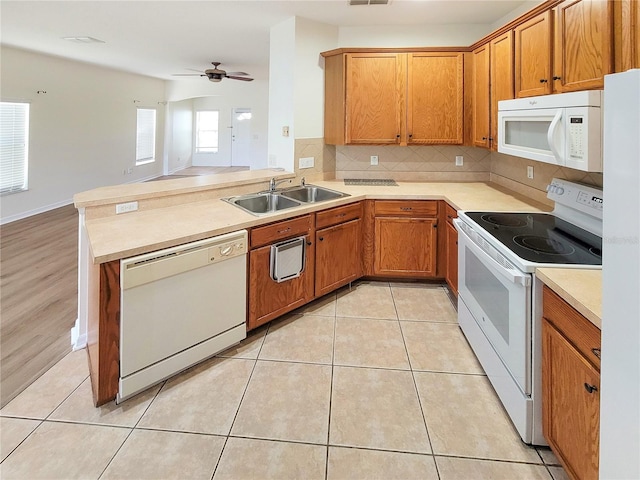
<box><xmin>498</xmin><ymin>90</ymin><xmax>602</xmax><ymax>172</ymax></box>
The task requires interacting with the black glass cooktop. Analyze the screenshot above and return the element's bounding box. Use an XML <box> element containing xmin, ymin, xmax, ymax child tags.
<box><xmin>466</xmin><ymin>212</ymin><xmax>602</xmax><ymax>265</ymax></box>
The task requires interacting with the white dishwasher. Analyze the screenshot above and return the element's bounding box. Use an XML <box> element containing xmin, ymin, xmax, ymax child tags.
<box><xmin>118</xmin><ymin>230</ymin><xmax>247</xmax><ymax>402</ymax></box>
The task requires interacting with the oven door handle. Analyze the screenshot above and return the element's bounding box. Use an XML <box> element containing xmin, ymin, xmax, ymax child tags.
<box><xmin>456</xmin><ymin>220</ymin><xmax>531</xmax><ymax>287</ymax></box>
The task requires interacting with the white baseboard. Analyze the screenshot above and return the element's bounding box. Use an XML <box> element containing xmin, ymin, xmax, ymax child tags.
<box><xmin>0</xmin><ymin>198</ymin><xmax>74</xmax><ymax>225</ymax></box>
<box><xmin>71</xmin><ymin>320</ymin><xmax>87</xmax><ymax>350</ymax></box>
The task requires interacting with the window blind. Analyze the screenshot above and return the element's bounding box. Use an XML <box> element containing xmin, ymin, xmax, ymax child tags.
<box><xmin>0</xmin><ymin>102</ymin><xmax>29</xmax><ymax>194</ymax></box>
<box><xmin>136</xmin><ymin>108</ymin><xmax>156</xmax><ymax>164</ymax></box>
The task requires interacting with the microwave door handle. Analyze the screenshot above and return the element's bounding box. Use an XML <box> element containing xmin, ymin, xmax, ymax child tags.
<box><xmin>547</xmin><ymin>110</ymin><xmax>564</xmax><ymax>163</ymax></box>
<box><xmin>455</xmin><ymin>221</ymin><xmax>530</xmax><ymax>287</ymax></box>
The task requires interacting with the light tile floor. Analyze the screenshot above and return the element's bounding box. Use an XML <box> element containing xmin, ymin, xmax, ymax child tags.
<box><xmin>0</xmin><ymin>281</ymin><xmax>570</xmax><ymax>480</ymax></box>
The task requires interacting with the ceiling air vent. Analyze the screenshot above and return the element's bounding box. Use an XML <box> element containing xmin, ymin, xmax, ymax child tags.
<box><xmin>349</xmin><ymin>0</ymin><xmax>389</xmax><ymax>5</ymax></box>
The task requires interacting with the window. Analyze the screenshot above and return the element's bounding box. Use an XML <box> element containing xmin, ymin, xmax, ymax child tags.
<box><xmin>195</xmin><ymin>110</ymin><xmax>219</xmax><ymax>153</ymax></box>
<box><xmin>0</xmin><ymin>101</ymin><xmax>29</xmax><ymax>195</ymax></box>
<box><xmin>136</xmin><ymin>108</ymin><xmax>156</xmax><ymax>165</ymax></box>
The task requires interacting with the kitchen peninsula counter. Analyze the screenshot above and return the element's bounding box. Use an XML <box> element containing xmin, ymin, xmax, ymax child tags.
<box><xmin>76</xmin><ymin>174</ymin><xmax>552</xmax><ymax>264</ymax></box>
<box><xmin>536</xmin><ymin>267</ymin><xmax>602</xmax><ymax>329</ymax></box>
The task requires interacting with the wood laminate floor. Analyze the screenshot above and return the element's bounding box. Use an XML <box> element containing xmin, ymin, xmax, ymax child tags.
<box><xmin>0</xmin><ymin>205</ymin><xmax>78</xmax><ymax>407</ymax></box>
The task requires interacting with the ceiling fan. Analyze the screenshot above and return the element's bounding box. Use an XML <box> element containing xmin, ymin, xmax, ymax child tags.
<box><xmin>172</xmin><ymin>62</ymin><xmax>254</xmax><ymax>82</ymax></box>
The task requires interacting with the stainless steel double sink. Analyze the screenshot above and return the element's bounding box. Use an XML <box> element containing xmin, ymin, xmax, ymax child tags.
<box><xmin>223</xmin><ymin>184</ymin><xmax>349</xmax><ymax>216</ymax></box>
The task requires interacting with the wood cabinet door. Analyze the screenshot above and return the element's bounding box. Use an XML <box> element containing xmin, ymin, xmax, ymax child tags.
<box><xmin>407</xmin><ymin>52</ymin><xmax>464</xmax><ymax>145</ymax></box>
<box><xmin>490</xmin><ymin>31</ymin><xmax>515</xmax><ymax>151</ymax></box>
<box><xmin>554</xmin><ymin>0</ymin><xmax>613</xmax><ymax>92</ymax></box>
<box><xmin>315</xmin><ymin>219</ymin><xmax>362</xmax><ymax>297</ymax></box>
<box><xmin>445</xmin><ymin>220</ymin><xmax>458</xmax><ymax>296</ymax></box>
<box><xmin>345</xmin><ymin>53</ymin><xmax>406</xmax><ymax>144</ymax></box>
<box><xmin>542</xmin><ymin>319</ymin><xmax>600</xmax><ymax>480</ymax></box>
<box><xmin>472</xmin><ymin>44</ymin><xmax>491</xmax><ymax>148</ymax></box>
<box><xmin>374</xmin><ymin>217</ymin><xmax>437</xmax><ymax>277</ymax></box>
<box><xmin>248</xmin><ymin>237</ymin><xmax>314</xmax><ymax>330</ymax></box>
<box><xmin>515</xmin><ymin>10</ymin><xmax>553</xmax><ymax>97</ymax></box>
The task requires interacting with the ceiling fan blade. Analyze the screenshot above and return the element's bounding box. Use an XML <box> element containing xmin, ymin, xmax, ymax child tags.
<box><xmin>171</xmin><ymin>73</ymin><xmax>204</xmax><ymax>76</ymax></box>
<box><xmin>226</xmin><ymin>75</ymin><xmax>254</xmax><ymax>82</ymax></box>
<box><xmin>225</xmin><ymin>71</ymin><xmax>249</xmax><ymax>76</ymax></box>
<box><xmin>186</xmin><ymin>68</ymin><xmax>206</xmax><ymax>73</ymax></box>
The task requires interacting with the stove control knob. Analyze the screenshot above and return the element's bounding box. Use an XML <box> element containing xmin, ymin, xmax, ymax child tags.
<box><xmin>556</xmin><ymin>187</ymin><xmax>565</xmax><ymax>195</ymax></box>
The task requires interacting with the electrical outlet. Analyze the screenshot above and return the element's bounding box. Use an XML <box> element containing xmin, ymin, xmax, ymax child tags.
<box><xmin>268</xmin><ymin>154</ymin><xmax>277</xmax><ymax>167</ymax></box>
<box><xmin>115</xmin><ymin>201</ymin><xmax>138</xmax><ymax>214</ymax></box>
<box><xmin>527</xmin><ymin>166</ymin><xmax>534</xmax><ymax>179</ymax></box>
<box><xmin>455</xmin><ymin>155</ymin><xmax>464</xmax><ymax>166</ymax></box>
<box><xmin>298</xmin><ymin>157</ymin><xmax>314</xmax><ymax>169</ymax></box>
<box><xmin>370</xmin><ymin>155</ymin><xmax>379</xmax><ymax>166</ymax></box>
<box><xmin>282</xmin><ymin>126</ymin><xmax>290</xmax><ymax>137</ymax></box>
<box><xmin>127</xmin><ymin>167</ymin><xmax>133</xmax><ymax>174</ymax></box>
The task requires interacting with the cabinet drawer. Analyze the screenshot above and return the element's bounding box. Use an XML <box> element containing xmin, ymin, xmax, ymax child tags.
<box><xmin>445</xmin><ymin>203</ymin><xmax>457</xmax><ymax>226</ymax></box>
<box><xmin>316</xmin><ymin>202</ymin><xmax>362</xmax><ymax>230</ymax></box>
<box><xmin>374</xmin><ymin>200</ymin><xmax>438</xmax><ymax>217</ymax></box>
<box><xmin>543</xmin><ymin>286</ymin><xmax>601</xmax><ymax>370</ymax></box>
<box><xmin>250</xmin><ymin>215</ymin><xmax>312</xmax><ymax>249</ymax></box>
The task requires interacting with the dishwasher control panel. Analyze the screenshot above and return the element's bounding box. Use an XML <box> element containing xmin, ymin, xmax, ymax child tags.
<box><xmin>208</xmin><ymin>237</ymin><xmax>247</xmax><ymax>264</ymax></box>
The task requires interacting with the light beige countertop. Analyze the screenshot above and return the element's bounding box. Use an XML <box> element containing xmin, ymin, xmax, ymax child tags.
<box><xmin>536</xmin><ymin>267</ymin><xmax>602</xmax><ymax>329</ymax></box>
<box><xmin>82</xmin><ymin>178</ymin><xmax>551</xmax><ymax>264</ymax></box>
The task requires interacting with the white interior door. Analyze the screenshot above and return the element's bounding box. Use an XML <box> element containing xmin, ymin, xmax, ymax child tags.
<box><xmin>231</xmin><ymin>108</ymin><xmax>252</xmax><ymax>167</ymax></box>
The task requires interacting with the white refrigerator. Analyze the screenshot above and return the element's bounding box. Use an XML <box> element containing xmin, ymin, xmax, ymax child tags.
<box><xmin>601</xmin><ymin>68</ymin><xmax>640</xmax><ymax>479</ymax></box>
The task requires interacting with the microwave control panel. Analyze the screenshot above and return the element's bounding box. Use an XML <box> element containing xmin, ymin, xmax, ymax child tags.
<box><xmin>568</xmin><ymin>116</ymin><xmax>585</xmax><ymax>159</ymax></box>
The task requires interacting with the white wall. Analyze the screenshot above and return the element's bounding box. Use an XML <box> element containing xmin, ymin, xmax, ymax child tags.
<box><xmin>0</xmin><ymin>46</ymin><xmax>166</xmax><ymax>223</ymax></box>
<box><xmin>294</xmin><ymin>18</ymin><xmax>339</xmax><ymax>139</ymax></box>
<box><xmin>338</xmin><ymin>24</ymin><xmax>490</xmax><ymax>48</ymax></box>
<box><xmin>268</xmin><ymin>18</ymin><xmax>297</xmax><ymax>171</ymax></box>
<box><xmin>165</xmin><ymin>99</ymin><xmax>193</xmax><ymax>174</ymax></box>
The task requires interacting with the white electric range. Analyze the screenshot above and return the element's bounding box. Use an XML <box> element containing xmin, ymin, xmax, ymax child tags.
<box><xmin>454</xmin><ymin>178</ymin><xmax>603</xmax><ymax>445</ymax></box>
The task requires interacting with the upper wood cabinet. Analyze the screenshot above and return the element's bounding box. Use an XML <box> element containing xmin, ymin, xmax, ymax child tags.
<box><xmin>490</xmin><ymin>31</ymin><xmax>515</xmax><ymax>149</ymax></box>
<box><xmin>471</xmin><ymin>31</ymin><xmax>514</xmax><ymax>150</ymax></box>
<box><xmin>613</xmin><ymin>0</ymin><xmax>639</xmax><ymax>72</ymax></box>
<box><xmin>471</xmin><ymin>44</ymin><xmax>491</xmax><ymax>148</ymax></box>
<box><xmin>407</xmin><ymin>52</ymin><xmax>464</xmax><ymax>145</ymax></box>
<box><xmin>514</xmin><ymin>1</ymin><xmax>613</xmax><ymax>97</ymax></box>
<box><xmin>322</xmin><ymin>50</ymin><xmax>464</xmax><ymax>146</ymax></box>
<box><xmin>553</xmin><ymin>0</ymin><xmax>613</xmax><ymax>92</ymax></box>
<box><xmin>344</xmin><ymin>53</ymin><xmax>406</xmax><ymax>144</ymax></box>
<box><xmin>515</xmin><ymin>10</ymin><xmax>553</xmax><ymax>97</ymax></box>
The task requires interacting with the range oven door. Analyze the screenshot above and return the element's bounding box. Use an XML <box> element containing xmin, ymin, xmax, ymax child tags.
<box><xmin>455</xmin><ymin>219</ymin><xmax>532</xmax><ymax>395</ymax></box>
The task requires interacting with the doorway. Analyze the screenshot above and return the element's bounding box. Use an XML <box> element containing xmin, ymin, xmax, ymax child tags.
<box><xmin>231</xmin><ymin>108</ymin><xmax>252</xmax><ymax>167</ymax></box>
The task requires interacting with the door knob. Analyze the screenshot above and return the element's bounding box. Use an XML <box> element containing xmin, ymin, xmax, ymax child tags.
<box><xmin>584</xmin><ymin>383</ymin><xmax>598</xmax><ymax>394</ymax></box>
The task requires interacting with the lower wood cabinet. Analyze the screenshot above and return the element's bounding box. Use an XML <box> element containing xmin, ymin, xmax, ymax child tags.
<box><xmin>444</xmin><ymin>203</ymin><xmax>458</xmax><ymax>296</ymax></box>
<box><xmin>542</xmin><ymin>286</ymin><xmax>601</xmax><ymax>480</ymax></box>
<box><xmin>247</xmin><ymin>215</ymin><xmax>314</xmax><ymax>331</ymax></box>
<box><xmin>315</xmin><ymin>203</ymin><xmax>363</xmax><ymax>297</ymax></box>
<box><xmin>373</xmin><ymin>200</ymin><xmax>438</xmax><ymax>277</ymax></box>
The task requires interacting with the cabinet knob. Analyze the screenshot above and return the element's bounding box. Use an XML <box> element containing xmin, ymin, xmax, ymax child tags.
<box><xmin>396</xmin><ymin>134</ymin><xmax>401</xmax><ymax>139</ymax></box>
<box><xmin>482</xmin><ymin>137</ymin><xmax>487</xmax><ymax>141</ymax></box>
<box><xmin>539</xmin><ymin>78</ymin><xmax>548</xmax><ymax>83</ymax></box>
<box><xmin>553</xmin><ymin>76</ymin><xmax>562</xmax><ymax>80</ymax></box>
<box><xmin>306</xmin><ymin>241</ymin><xmax>312</xmax><ymax>246</ymax></box>
<box><xmin>591</xmin><ymin>348</ymin><xmax>601</xmax><ymax>359</ymax></box>
<box><xmin>408</xmin><ymin>134</ymin><xmax>413</xmax><ymax>138</ymax></box>
<box><xmin>319</xmin><ymin>236</ymin><xmax>324</xmax><ymax>241</ymax></box>
<box><xmin>584</xmin><ymin>383</ymin><xmax>598</xmax><ymax>394</ymax></box>
<box><xmin>400</xmin><ymin>207</ymin><xmax>413</xmax><ymax>211</ymax></box>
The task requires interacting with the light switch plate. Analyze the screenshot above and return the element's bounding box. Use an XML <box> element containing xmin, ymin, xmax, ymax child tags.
<box><xmin>116</xmin><ymin>201</ymin><xmax>138</xmax><ymax>214</ymax></box>
<box><xmin>527</xmin><ymin>166</ymin><xmax>534</xmax><ymax>179</ymax></box>
<box><xmin>370</xmin><ymin>155</ymin><xmax>379</xmax><ymax>165</ymax></box>
<box><xmin>455</xmin><ymin>156</ymin><xmax>464</xmax><ymax>166</ymax></box>
<box><xmin>299</xmin><ymin>157</ymin><xmax>314</xmax><ymax>169</ymax></box>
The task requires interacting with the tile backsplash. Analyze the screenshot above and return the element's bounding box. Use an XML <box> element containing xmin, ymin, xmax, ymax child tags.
<box><xmin>293</xmin><ymin>138</ymin><xmax>336</xmax><ymax>184</ymax></box>
<box><xmin>335</xmin><ymin>145</ymin><xmax>491</xmax><ymax>182</ymax></box>
<box><xmin>292</xmin><ymin>140</ymin><xmax>603</xmax><ymax>206</ymax></box>
<box><xmin>490</xmin><ymin>152</ymin><xmax>603</xmax><ymax>206</ymax></box>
